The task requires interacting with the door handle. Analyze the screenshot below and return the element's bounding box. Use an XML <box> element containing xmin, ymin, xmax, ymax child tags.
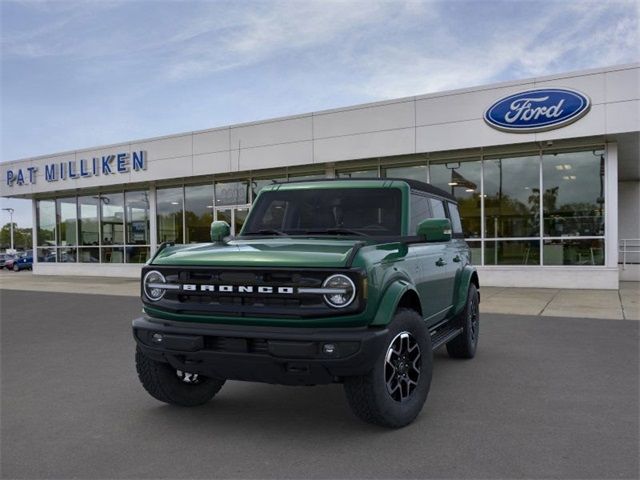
<box><xmin>436</xmin><ymin>258</ymin><xmax>447</xmax><ymax>267</ymax></box>
<box><xmin>453</xmin><ymin>255</ymin><xmax>461</xmax><ymax>263</ymax></box>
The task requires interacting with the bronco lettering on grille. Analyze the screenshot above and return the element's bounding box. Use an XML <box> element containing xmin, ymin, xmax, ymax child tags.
<box><xmin>181</xmin><ymin>284</ymin><xmax>295</xmax><ymax>294</ymax></box>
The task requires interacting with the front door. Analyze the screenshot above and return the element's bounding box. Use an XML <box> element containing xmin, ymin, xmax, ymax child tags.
<box><xmin>412</xmin><ymin>242</ymin><xmax>457</xmax><ymax>325</ymax></box>
<box><xmin>215</xmin><ymin>205</ymin><xmax>250</xmax><ymax>236</ymax></box>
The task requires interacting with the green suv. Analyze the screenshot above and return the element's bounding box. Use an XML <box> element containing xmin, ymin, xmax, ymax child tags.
<box><xmin>133</xmin><ymin>179</ymin><xmax>480</xmax><ymax>427</ymax></box>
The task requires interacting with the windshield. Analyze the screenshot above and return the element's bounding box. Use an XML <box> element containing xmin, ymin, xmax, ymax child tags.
<box><xmin>242</xmin><ymin>188</ymin><xmax>402</xmax><ymax>237</ymax></box>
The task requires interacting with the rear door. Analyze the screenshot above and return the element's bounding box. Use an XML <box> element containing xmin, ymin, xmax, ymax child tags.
<box><xmin>427</xmin><ymin>197</ymin><xmax>459</xmax><ymax>317</ymax></box>
<box><xmin>446</xmin><ymin>201</ymin><xmax>468</xmax><ymax>298</ymax></box>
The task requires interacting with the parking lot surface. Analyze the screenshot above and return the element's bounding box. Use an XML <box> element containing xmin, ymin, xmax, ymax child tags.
<box><xmin>1</xmin><ymin>289</ymin><xmax>638</xmax><ymax>479</ymax></box>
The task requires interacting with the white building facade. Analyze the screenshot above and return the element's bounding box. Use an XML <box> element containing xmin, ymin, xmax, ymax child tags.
<box><xmin>1</xmin><ymin>64</ymin><xmax>638</xmax><ymax>289</ymax></box>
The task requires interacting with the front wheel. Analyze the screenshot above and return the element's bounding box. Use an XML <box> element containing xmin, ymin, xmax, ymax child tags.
<box><xmin>343</xmin><ymin>308</ymin><xmax>433</xmax><ymax>428</ymax></box>
<box><xmin>12</xmin><ymin>264</ymin><xmax>19</xmax><ymax>272</ymax></box>
<box><xmin>135</xmin><ymin>346</ymin><xmax>225</xmax><ymax>406</ymax></box>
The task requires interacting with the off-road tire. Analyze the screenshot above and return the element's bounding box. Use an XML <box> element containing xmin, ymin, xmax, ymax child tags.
<box><xmin>446</xmin><ymin>283</ymin><xmax>479</xmax><ymax>359</ymax></box>
<box><xmin>135</xmin><ymin>346</ymin><xmax>225</xmax><ymax>406</ymax></box>
<box><xmin>343</xmin><ymin>308</ymin><xmax>433</xmax><ymax>428</ymax></box>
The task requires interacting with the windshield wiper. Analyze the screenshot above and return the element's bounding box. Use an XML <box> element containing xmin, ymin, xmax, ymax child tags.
<box><xmin>305</xmin><ymin>228</ymin><xmax>370</xmax><ymax>237</ymax></box>
<box><xmin>244</xmin><ymin>229</ymin><xmax>289</xmax><ymax>236</ymax></box>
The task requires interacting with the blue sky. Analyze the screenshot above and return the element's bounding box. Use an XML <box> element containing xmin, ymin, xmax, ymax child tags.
<box><xmin>1</xmin><ymin>0</ymin><xmax>638</xmax><ymax>227</ymax></box>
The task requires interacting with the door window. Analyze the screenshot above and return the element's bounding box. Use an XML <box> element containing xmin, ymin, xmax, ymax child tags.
<box><xmin>429</xmin><ymin>198</ymin><xmax>447</xmax><ymax>219</ymax></box>
<box><xmin>448</xmin><ymin>203</ymin><xmax>463</xmax><ymax>235</ymax></box>
<box><xmin>410</xmin><ymin>193</ymin><xmax>432</xmax><ymax>234</ymax></box>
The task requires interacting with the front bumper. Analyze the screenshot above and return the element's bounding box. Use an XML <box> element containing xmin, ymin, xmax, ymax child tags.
<box><xmin>132</xmin><ymin>316</ymin><xmax>388</xmax><ymax>385</ymax></box>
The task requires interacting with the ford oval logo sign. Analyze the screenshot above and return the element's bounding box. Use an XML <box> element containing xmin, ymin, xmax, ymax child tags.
<box><xmin>484</xmin><ymin>88</ymin><xmax>591</xmax><ymax>133</ymax></box>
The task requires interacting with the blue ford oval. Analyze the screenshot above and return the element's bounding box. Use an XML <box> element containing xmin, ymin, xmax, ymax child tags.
<box><xmin>484</xmin><ymin>88</ymin><xmax>591</xmax><ymax>133</ymax></box>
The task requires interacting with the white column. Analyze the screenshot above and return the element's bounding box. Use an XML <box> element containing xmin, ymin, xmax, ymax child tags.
<box><xmin>325</xmin><ymin>163</ymin><xmax>335</xmax><ymax>178</ymax></box>
<box><xmin>149</xmin><ymin>185</ymin><xmax>158</xmax><ymax>254</ymax></box>
<box><xmin>605</xmin><ymin>142</ymin><xmax>618</xmax><ymax>271</ymax></box>
<box><xmin>31</xmin><ymin>199</ymin><xmax>37</xmax><ymax>265</ymax></box>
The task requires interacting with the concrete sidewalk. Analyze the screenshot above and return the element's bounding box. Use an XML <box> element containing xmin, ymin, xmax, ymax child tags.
<box><xmin>481</xmin><ymin>283</ymin><xmax>639</xmax><ymax>320</ymax></box>
<box><xmin>1</xmin><ymin>270</ymin><xmax>638</xmax><ymax>320</ymax></box>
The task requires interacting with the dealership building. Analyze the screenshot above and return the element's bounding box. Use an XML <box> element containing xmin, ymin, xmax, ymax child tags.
<box><xmin>1</xmin><ymin>63</ymin><xmax>638</xmax><ymax>288</ymax></box>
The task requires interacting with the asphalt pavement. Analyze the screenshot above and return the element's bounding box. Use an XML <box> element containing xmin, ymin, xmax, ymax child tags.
<box><xmin>1</xmin><ymin>289</ymin><xmax>638</xmax><ymax>479</ymax></box>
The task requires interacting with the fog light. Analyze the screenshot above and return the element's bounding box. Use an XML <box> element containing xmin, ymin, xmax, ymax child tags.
<box><xmin>323</xmin><ymin>343</ymin><xmax>336</xmax><ymax>354</ymax></box>
<box><xmin>152</xmin><ymin>333</ymin><xmax>163</xmax><ymax>344</ymax></box>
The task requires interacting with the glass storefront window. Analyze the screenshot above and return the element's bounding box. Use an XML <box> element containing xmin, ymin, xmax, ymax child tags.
<box><xmin>37</xmin><ymin>247</ymin><xmax>56</xmax><ymax>262</ymax></box>
<box><xmin>336</xmin><ymin>169</ymin><xmax>378</xmax><ymax>178</ymax></box>
<box><xmin>36</xmin><ymin>200</ymin><xmax>56</xmax><ymax>246</ymax></box>
<box><xmin>466</xmin><ymin>241</ymin><xmax>482</xmax><ymax>265</ymax></box>
<box><xmin>27</xmin><ymin>147</ymin><xmax>606</xmax><ymax>268</ymax></box>
<box><xmin>101</xmin><ymin>246</ymin><xmax>124</xmax><ymax>263</ymax></box>
<box><xmin>126</xmin><ymin>246</ymin><xmax>150</xmax><ymax>263</ymax></box>
<box><xmin>251</xmin><ymin>177</ymin><xmax>285</xmax><ymax>198</ymax></box>
<box><xmin>100</xmin><ymin>193</ymin><xmax>124</xmax><ymax>245</ymax></box>
<box><xmin>56</xmin><ymin>197</ymin><xmax>77</xmax><ymax>246</ymax></box>
<box><xmin>430</xmin><ymin>160</ymin><xmax>481</xmax><ymax>238</ymax></box>
<box><xmin>157</xmin><ymin>187</ymin><xmax>184</xmax><ymax>243</ymax></box>
<box><xmin>543</xmin><ymin>239</ymin><xmax>604</xmax><ymax>265</ymax></box>
<box><xmin>78</xmin><ymin>247</ymin><xmax>99</xmax><ymax>263</ymax></box>
<box><xmin>542</xmin><ymin>150</ymin><xmax>605</xmax><ymax>237</ymax></box>
<box><xmin>125</xmin><ymin>191</ymin><xmax>150</xmax><ymax>245</ymax></box>
<box><xmin>215</xmin><ymin>208</ymin><xmax>232</xmax><ymax>226</ymax></box>
<box><xmin>234</xmin><ymin>207</ymin><xmax>250</xmax><ymax>235</ymax></box>
<box><xmin>385</xmin><ymin>165</ymin><xmax>427</xmax><ymax>183</ymax></box>
<box><xmin>483</xmin><ymin>155</ymin><xmax>540</xmax><ymax>238</ymax></box>
<box><xmin>484</xmin><ymin>239</ymin><xmax>540</xmax><ymax>266</ymax></box>
<box><xmin>58</xmin><ymin>247</ymin><xmax>77</xmax><ymax>263</ymax></box>
<box><xmin>215</xmin><ymin>180</ymin><xmax>249</xmax><ymax>206</ymax></box>
<box><xmin>185</xmin><ymin>184</ymin><xmax>214</xmax><ymax>243</ymax></box>
<box><xmin>78</xmin><ymin>196</ymin><xmax>99</xmax><ymax>246</ymax></box>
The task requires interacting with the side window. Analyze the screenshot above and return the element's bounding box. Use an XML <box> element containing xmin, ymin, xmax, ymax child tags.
<box><xmin>448</xmin><ymin>203</ymin><xmax>464</xmax><ymax>235</ymax></box>
<box><xmin>429</xmin><ymin>198</ymin><xmax>446</xmax><ymax>219</ymax></box>
<box><xmin>410</xmin><ymin>193</ymin><xmax>431</xmax><ymax>234</ymax></box>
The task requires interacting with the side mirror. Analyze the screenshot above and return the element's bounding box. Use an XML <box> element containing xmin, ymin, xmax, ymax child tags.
<box><xmin>210</xmin><ymin>221</ymin><xmax>231</xmax><ymax>243</ymax></box>
<box><xmin>416</xmin><ymin>218</ymin><xmax>452</xmax><ymax>242</ymax></box>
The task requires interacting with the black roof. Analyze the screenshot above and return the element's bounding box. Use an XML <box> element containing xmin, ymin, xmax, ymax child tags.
<box><xmin>277</xmin><ymin>177</ymin><xmax>457</xmax><ymax>203</ymax></box>
<box><xmin>388</xmin><ymin>178</ymin><xmax>456</xmax><ymax>202</ymax></box>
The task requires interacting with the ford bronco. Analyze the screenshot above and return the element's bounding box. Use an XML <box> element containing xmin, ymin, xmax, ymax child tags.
<box><xmin>133</xmin><ymin>179</ymin><xmax>480</xmax><ymax>427</ymax></box>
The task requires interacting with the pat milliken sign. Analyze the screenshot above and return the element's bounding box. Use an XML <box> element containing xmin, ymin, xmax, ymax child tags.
<box><xmin>5</xmin><ymin>150</ymin><xmax>147</xmax><ymax>187</ymax></box>
<box><xmin>484</xmin><ymin>88</ymin><xmax>591</xmax><ymax>133</ymax></box>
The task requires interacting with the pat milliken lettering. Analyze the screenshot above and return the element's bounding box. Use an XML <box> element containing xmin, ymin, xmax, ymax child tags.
<box><xmin>5</xmin><ymin>150</ymin><xmax>147</xmax><ymax>187</ymax></box>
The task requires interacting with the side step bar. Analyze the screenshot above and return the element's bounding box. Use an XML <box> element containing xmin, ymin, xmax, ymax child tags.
<box><xmin>430</xmin><ymin>327</ymin><xmax>463</xmax><ymax>349</ymax></box>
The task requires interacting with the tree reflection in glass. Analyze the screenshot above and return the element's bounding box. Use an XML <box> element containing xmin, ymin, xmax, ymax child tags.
<box><xmin>542</xmin><ymin>150</ymin><xmax>605</xmax><ymax>237</ymax></box>
<box><xmin>483</xmin><ymin>155</ymin><xmax>540</xmax><ymax>238</ymax></box>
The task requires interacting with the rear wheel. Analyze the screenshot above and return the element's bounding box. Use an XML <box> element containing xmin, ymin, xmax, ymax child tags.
<box><xmin>135</xmin><ymin>346</ymin><xmax>225</xmax><ymax>406</ymax></box>
<box><xmin>12</xmin><ymin>264</ymin><xmax>19</xmax><ymax>272</ymax></box>
<box><xmin>446</xmin><ymin>283</ymin><xmax>479</xmax><ymax>359</ymax></box>
<box><xmin>343</xmin><ymin>308</ymin><xmax>433</xmax><ymax>428</ymax></box>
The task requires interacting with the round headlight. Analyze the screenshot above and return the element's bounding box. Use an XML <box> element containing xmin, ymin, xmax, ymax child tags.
<box><xmin>143</xmin><ymin>270</ymin><xmax>166</xmax><ymax>302</ymax></box>
<box><xmin>322</xmin><ymin>274</ymin><xmax>356</xmax><ymax>308</ymax></box>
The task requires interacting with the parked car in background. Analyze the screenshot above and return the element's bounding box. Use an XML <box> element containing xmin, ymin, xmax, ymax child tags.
<box><xmin>0</xmin><ymin>253</ymin><xmax>15</xmax><ymax>269</ymax></box>
<box><xmin>12</xmin><ymin>251</ymin><xmax>33</xmax><ymax>271</ymax></box>
<box><xmin>3</xmin><ymin>253</ymin><xmax>17</xmax><ymax>270</ymax></box>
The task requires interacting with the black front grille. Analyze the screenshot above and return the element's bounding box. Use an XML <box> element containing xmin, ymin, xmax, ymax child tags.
<box><xmin>143</xmin><ymin>266</ymin><xmax>365</xmax><ymax>319</ymax></box>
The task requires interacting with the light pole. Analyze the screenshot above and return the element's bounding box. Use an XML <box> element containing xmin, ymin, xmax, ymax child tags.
<box><xmin>2</xmin><ymin>207</ymin><xmax>15</xmax><ymax>251</ymax></box>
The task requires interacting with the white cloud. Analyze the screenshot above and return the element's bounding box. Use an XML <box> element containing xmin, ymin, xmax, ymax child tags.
<box><xmin>351</xmin><ymin>0</ymin><xmax>640</xmax><ymax>99</ymax></box>
<box><xmin>163</xmin><ymin>1</ymin><xmax>402</xmax><ymax>80</ymax></box>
